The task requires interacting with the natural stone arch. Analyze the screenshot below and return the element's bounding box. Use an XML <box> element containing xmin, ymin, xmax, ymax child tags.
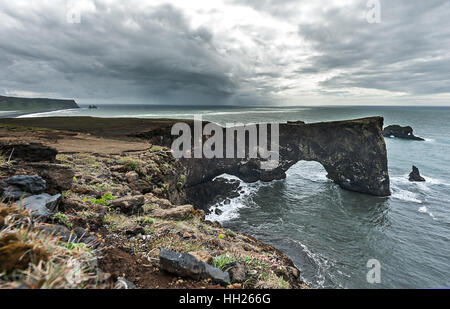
<box><xmin>181</xmin><ymin>117</ymin><xmax>390</xmax><ymax>197</ymax></box>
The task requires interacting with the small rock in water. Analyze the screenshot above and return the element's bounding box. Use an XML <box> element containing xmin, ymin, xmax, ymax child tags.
<box><xmin>409</xmin><ymin>165</ymin><xmax>426</xmax><ymax>182</ymax></box>
<box><xmin>159</xmin><ymin>248</ymin><xmax>230</xmax><ymax>285</ymax></box>
<box><xmin>20</xmin><ymin>193</ymin><xmax>61</xmax><ymax>219</ymax></box>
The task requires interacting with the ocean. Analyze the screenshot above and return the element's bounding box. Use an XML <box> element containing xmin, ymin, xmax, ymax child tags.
<box><xmin>13</xmin><ymin>104</ymin><xmax>450</xmax><ymax>289</ymax></box>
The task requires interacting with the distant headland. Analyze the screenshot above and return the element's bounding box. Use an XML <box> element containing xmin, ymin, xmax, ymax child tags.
<box><xmin>0</xmin><ymin>95</ymin><xmax>79</xmax><ymax>115</ymax></box>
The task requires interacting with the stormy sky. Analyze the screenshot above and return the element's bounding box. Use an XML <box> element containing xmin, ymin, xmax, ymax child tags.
<box><xmin>0</xmin><ymin>0</ymin><xmax>449</xmax><ymax>105</ymax></box>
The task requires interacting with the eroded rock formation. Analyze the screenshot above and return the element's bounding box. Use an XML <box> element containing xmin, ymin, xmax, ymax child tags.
<box><xmin>141</xmin><ymin>117</ymin><xmax>391</xmax><ymax>197</ymax></box>
<box><xmin>383</xmin><ymin>125</ymin><xmax>424</xmax><ymax>141</ymax></box>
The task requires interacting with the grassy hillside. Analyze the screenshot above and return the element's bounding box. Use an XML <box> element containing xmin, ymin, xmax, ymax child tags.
<box><xmin>0</xmin><ymin>95</ymin><xmax>79</xmax><ymax>112</ymax></box>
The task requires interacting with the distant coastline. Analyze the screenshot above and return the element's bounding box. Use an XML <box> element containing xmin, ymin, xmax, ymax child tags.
<box><xmin>0</xmin><ymin>95</ymin><xmax>79</xmax><ymax>118</ymax></box>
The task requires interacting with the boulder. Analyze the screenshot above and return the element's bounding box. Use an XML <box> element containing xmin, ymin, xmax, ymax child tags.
<box><xmin>109</xmin><ymin>195</ymin><xmax>145</xmax><ymax>214</ymax></box>
<box><xmin>0</xmin><ymin>142</ymin><xmax>58</xmax><ymax>162</ymax></box>
<box><xmin>3</xmin><ymin>175</ymin><xmax>46</xmax><ymax>195</ymax></box>
<box><xmin>1</xmin><ymin>185</ymin><xmax>31</xmax><ymax>201</ymax></box>
<box><xmin>383</xmin><ymin>125</ymin><xmax>424</xmax><ymax>141</ymax></box>
<box><xmin>20</xmin><ymin>193</ymin><xmax>61</xmax><ymax>219</ymax></box>
<box><xmin>150</xmin><ymin>205</ymin><xmax>194</xmax><ymax>220</ymax></box>
<box><xmin>409</xmin><ymin>166</ymin><xmax>426</xmax><ymax>182</ymax></box>
<box><xmin>159</xmin><ymin>248</ymin><xmax>230</xmax><ymax>285</ymax></box>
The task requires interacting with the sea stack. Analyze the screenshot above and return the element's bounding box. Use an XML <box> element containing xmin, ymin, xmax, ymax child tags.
<box><xmin>409</xmin><ymin>166</ymin><xmax>426</xmax><ymax>182</ymax></box>
<box><xmin>383</xmin><ymin>125</ymin><xmax>424</xmax><ymax>141</ymax></box>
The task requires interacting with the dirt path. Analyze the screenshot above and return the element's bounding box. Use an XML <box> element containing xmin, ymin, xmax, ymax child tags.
<box><xmin>0</xmin><ymin>126</ymin><xmax>150</xmax><ymax>155</ymax></box>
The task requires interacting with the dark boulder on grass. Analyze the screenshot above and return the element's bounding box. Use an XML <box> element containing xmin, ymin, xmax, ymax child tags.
<box><xmin>1</xmin><ymin>175</ymin><xmax>46</xmax><ymax>201</ymax></box>
<box><xmin>20</xmin><ymin>193</ymin><xmax>61</xmax><ymax>219</ymax></box>
<box><xmin>383</xmin><ymin>125</ymin><xmax>424</xmax><ymax>141</ymax></box>
<box><xmin>409</xmin><ymin>166</ymin><xmax>426</xmax><ymax>182</ymax></box>
<box><xmin>159</xmin><ymin>248</ymin><xmax>230</xmax><ymax>285</ymax></box>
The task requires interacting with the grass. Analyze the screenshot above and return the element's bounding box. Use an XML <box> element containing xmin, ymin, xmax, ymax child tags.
<box><xmin>51</xmin><ymin>212</ymin><xmax>73</xmax><ymax>229</ymax></box>
<box><xmin>212</xmin><ymin>254</ymin><xmax>236</xmax><ymax>270</ymax></box>
<box><xmin>116</xmin><ymin>157</ymin><xmax>138</xmax><ymax>171</ymax></box>
<box><xmin>0</xmin><ymin>205</ymin><xmax>98</xmax><ymax>289</ymax></box>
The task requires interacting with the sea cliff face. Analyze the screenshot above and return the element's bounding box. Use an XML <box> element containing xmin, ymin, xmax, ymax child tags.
<box><xmin>138</xmin><ymin>117</ymin><xmax>391</xmax><ymax>197</ymax></box>
<box><xmin>0</xmin><ymin>95</ymin><xmax>79</xmax><ymax>112</ymax></box>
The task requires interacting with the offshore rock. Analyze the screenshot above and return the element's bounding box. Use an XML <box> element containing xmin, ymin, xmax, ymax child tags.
<box><xmin>383</xmin><ymin>125</ymin><xmax>424</xmax><ymax>141</ymax></box>
<box><xmin>409</xmin><ymin>165</ymin><xmax>426</xmax><ymax>182</ymax></box>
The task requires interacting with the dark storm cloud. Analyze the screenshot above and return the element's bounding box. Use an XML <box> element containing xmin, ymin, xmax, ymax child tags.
<box><xmin>294</xmin><ymin>0</ymin><xmax>450</xmax><ymax>95</ymax></box>
<box><xmin>0</xmin><ymin>2</ymin><xmax>237</xmax><ymax>104</ymax></box>
<box><xmin>0</xmin><ymin>0</ymin><xmax>449</xmax><ymax>105</ymax></box>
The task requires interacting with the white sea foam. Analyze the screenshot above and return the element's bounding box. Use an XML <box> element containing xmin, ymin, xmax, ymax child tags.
<box><xmin>391</xmin><ymin>186</ymin><xmax>422</xmax><ymax>203</ymax></box>
<box><xmin>16</xmin><ymin>108</ymin><xmax>81</xmax><ymax>118</ymax></box>
<box><xmin>418</xmin><ymin>206</ymin><xmax>435</xmax><ymax>219</ymax></box>
<box><xmin>205</xmin><ymin>174</ymin><xmax>257</xmax><ymax>223</ymax></box>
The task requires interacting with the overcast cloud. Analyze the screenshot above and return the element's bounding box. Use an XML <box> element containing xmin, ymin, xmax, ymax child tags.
<box><xmin>0</xmin><ymin>0</ymin><xmax>449</xmax><ymax>105</ymax></box>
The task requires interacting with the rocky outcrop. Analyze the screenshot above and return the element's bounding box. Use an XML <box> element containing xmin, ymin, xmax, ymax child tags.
<box><xmin>174</xmin><ymin>117</ymin><xmax>390</xmax><ymax>197</ymax></box>
<box><xmin>383</xmin><ymin>125</ymin><xmax>424</xmax><ymax>141</ymax></box>
<box><xmin>159</xmin><ymin>248</ymin><xmax>231</xmax><ymax>285</ymax></box>
<box><xmin>186</xmin><ymin>177</ymin><xmax>241</xmax><ymax>211</ymax></box>
<box><xmin>409</xmin><ymin>166</ymin><xmax>426</xmax><ymax>182</ymax></box>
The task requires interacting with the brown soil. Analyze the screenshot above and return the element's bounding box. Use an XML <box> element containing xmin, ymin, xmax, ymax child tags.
<box><xmin>98</xmin><ymin>247</ymin><xmax>224</xmax><ymax>289</ymax></box>
<box><xmin>0</xmin><ymin>125</ymin><xmax>150</xmax><ymax>155</ymax></box>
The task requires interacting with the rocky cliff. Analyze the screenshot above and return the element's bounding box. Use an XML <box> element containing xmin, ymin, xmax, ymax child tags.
<box><xmin>138</xmin><ymin>117</ymin><xmax>391</xmax><ymax>197</ymax></box>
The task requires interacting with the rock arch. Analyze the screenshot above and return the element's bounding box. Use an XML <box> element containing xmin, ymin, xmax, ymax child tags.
<box><xmin>181</xmin><ymin>117</ymin><xmax>390</xmax><ymax>197</ymax></box>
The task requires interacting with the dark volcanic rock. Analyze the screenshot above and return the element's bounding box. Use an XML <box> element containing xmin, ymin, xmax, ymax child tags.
<box><xmin>159</xmin><ymin>248</ymin><xmax>230</xmax><ymax>285</ymax></box>
<box><xmin>0</xmin><ymin>142</ymin><xmax>58</xmax><ymax>162</ymax></box>
<box><xmin>383</xmin><ymin>125</ymin><xmax>424</xmax><ymax>141</ymax></box>
<box><xmin>177</xmin><ymin>117</ymin><xmax>391</xmax><ymax>197</ymax></box>
<box><xmin>21</xmin><ymin>193</ymin><xmax>61</xmax><ymax>219</ymax></box>
<box><xmin>409</xmin><ymin>166</ymin><xmax>426</xmax><ymax>182</ymax></box>
<box><xmin>4</xmin><ymin>175</ymin><xmax>46</xmax><ymax>194</ymax></box>
<box><xmin>186</xmin><ymin>177</ymin><xmax>241</xmax><ymax>211</ymax></box>
<box><xmin>1</xmin><ymin>175</ymin><xmax>46</xmax><ymax>200</ymax></box>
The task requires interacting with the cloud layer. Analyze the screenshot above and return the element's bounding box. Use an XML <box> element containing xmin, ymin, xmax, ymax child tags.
<box><xmin>0</xmin><ymin>0</ymin><xmax>449</xmax><ymax>105</ymax></box>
